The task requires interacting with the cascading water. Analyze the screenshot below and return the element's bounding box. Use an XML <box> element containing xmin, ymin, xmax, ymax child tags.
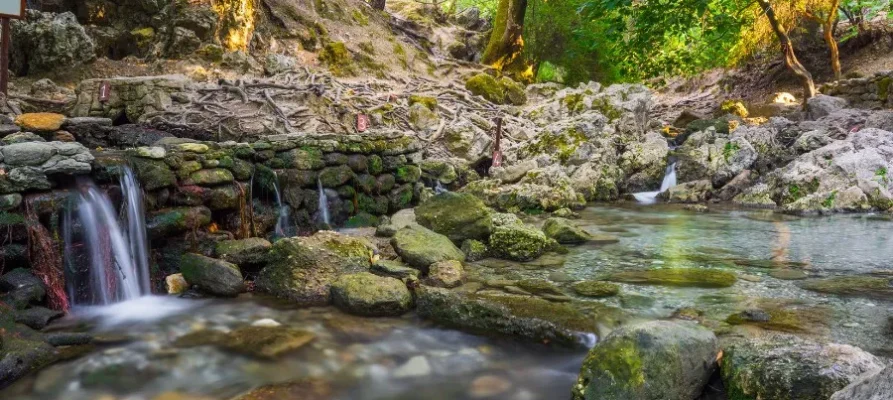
<box><xmin>434</xmin><ymin>180</ymin><xmax>449</xmax><ymax>194</ymax></box>
<box><xmin>318</xmin><ymin>178</ymin><xmax>331</xmax><ymax>226</ymax></box>
<box><xmin>67</xmin><ymin>169</ymin><xmax>149</xmax><ymax>306</ymax></box>
<box><xmin>632</xmin><ymin>162</ymin><xmax>677</xmax><ymax>204</ymax></box>
<box><xmin>271</xmin><ymin>174</ymin><xmax>292</xmax><ymax>237</ymax></box>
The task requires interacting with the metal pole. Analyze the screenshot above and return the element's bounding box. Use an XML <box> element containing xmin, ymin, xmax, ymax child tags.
<box><xmin>0</xmin><ymin>17</ymin><xmax>9</xmax><ymax>96</ymax></box>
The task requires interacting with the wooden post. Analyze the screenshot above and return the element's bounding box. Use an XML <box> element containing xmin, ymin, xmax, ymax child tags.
<box><xmin>492</xmin><ymin>117</ymin><xmax>503</xmax><ymax>168</ymax></box>
<box><xmin>0</xmin><ymin>17</ymin><xmax>9</xmax><ymax>96</ymax></box>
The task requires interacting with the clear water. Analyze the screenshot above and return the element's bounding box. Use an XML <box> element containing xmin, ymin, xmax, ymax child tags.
<box><xmin>8</xmin><ymin>204</ymin><xmax>893</xmax><ymax>399</ymax></box>
<box><xmin>318</xmin><ymin>178</ymin><xmax>331</xmax><ymax>226</ymax></box>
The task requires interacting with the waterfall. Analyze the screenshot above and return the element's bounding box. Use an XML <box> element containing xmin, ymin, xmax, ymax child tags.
<box><xmin>633</xmin><ymin>162</ymin><xmax>677</xmax><ymax>205</ymax></box>
<box><xmin>317</xmin><ymin>178</ymin><xmax>331</xmax><ymax>226</ymax></box>
<box><xmin>434</xmin><ymin>181</ymin><xmax>448</xmax><ymax>194</ymax></box>
<box><xmin>271</xmin><ymin>174</ymin><xmax>291</xmax><ymax>237</ymax></box>
<box><xmin>67</xmin><ymin>171</ymin><xmax>149</xmax><ymax>306</ymax></box>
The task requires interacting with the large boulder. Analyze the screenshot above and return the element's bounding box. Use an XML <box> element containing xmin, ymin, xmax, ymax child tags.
<box><xmin>830</xmin><ymin>365</ymin><xmax>893</xmax><ymax>400</ymax></box>
<box><xmin>11</xmin><ymin>10</ymin><xmax>95</xmax><ymax>76</ymax></box>
<box><xmin>330</xmin><ymin>272</ymin><xmax>413</xmax><ymax>317</ymax></box>
<box><xmin>721</xmin><ymin>333</ymin><xmax>883</xmax><ymax>400</ymax></box>
<box><xmin>179</xmin><ymin>253</ymin><xmax>245</xmax><ymax>296</ymax></box>
<box><xmin>572</xmin><ymin>320</ymin><xmax>719</xmax><ymax>400</ymax></box>
<box><xmin>416</xmin><ymin>285</ymin><xmax>624</xmax><ymax>347</ymax></box>
<box><xmin>415</xmin><ymin>192</ymin><xmax>492</xmax><ymax>242</ymax></box>
<box><xmin>255</xmin><ymin>231</ymin><xmax>375</xmax><ymax>305</ymax></box>
<box><xmin>214</xmin><ymin>237</ymin><xmax>272</xmax><ymax>266</ymax></box>
<box><xmin>390</xmin><ymin>225</ymin><xmax>465</xmax><ymax>271</ymax></box>
<box><xmin>806</xmin><ymin>94</ymin><xmax>848</xmax><ymax>119</ymax></box>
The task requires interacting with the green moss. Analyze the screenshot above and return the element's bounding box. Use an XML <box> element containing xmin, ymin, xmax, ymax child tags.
<box><xmin>465</xmin><ymin>73</ymin><xmax>506</xmax><ymax>104</ymax></box>
<box><xmin>520</xmin><ymin>127</ymin><xmax>588</xmax><ymax>164</ymax></box>
<box><xmin>799</xmin><ymin>276</ymin><xmax>893</xmax><ymax>299</ymax></box>
<box><xmin>488</xmin><ymin>224</ymin><xmax>550</xmax><ymax>262</ymax></box>
<box><xmin>0</xmin><ymin>211</ymin><xmax>25</xmax><ymax>226</ymax></box>
<box><xmin>572</xmin><ymin>281</ymin><xmax>620</xmax><ymax>298</ymax></box>
<box><xmin>393</xmin><ymin>43</ymin><xmax>409</xmax><ymax>69</ymax></box>
<box><xmin>726</xmin><ymin>306</ymin><xmax>830</xmax><ymax>333</ymax></box>
<box><xmin>608</xmin><ymin>268</ymin><xmax>737</xmax><ymax>288</ymax></box>
<box><xmin>367</xmin><ymin>155</ymin><xmax>383</xmax><ymax>175</ymax></box>
<box><xmin>536</xmin><ymin>61</ymin><xmax>566</xmax><ymax>83</ymax></box>
<box><xmin>351</xmin><ymin>9</ymin><xmax>369</xmax><ymax>26</ymax></box>
<box><xmin>409</xmin><ymin>95</ymin><xmax>438</xmax><ymax>111</ymax></box>
<box><xmin>591</xmin><ymin>96</ymin><xmax>622</xmax><ymax>121</ymax></box>
<box><xmin>821</xmin><ymin>190</ymin><xmax>837</xmax><ymax>208</ymax></box>
<box><xmin>720</xmin><ymin>99</ymin><xmax>749</xmax><ymax>118</ymax></box>
<box><xmin>197</xmin><ymin>44</ymin><xmax>224</xmax><ymax>62</ymax></box>
<box><xmin>358</xmin><ymin>41</ymin><xmax>375</xmax><ymax>54</ymax></box>
<box><xmin>319</xmin><ymin>42</ymin><xmax>356</xmax><ymax>76</ymax></box>
<box><xmin>130</xmin><ymin>27</ymin><xmax>155</xmax><ymax>47</ymax></box>
<box><xmin>395</xmin><ymin>165</ymin><xmax>421</xmax><ymax>183</ymax></box>
<box><xmin>878</xmin><ymin>76</ymin><xmax>891</xmax><ymax>102</ymax></box>
<box><xmin>723</xmin><ymin>142</ymin><xmax>740</xmax><ymax>162</ymax></box>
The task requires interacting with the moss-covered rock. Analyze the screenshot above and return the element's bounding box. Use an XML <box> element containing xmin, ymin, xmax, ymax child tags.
<box><xmin>395</xmin><ymin>165</ymin><xmax>422</xmax><ymax>183</ymax></box>
<box><xmin>371</xmin><ymin>259</ymin><xmax>420</xmax><ymax>280</ymax></box>
<box><xmin>572</xmin><ymin>320</ymin><xmax>718</xmax><ymax>400</ymax></box>
<box><xmin>409</xmin><ymin>95</ymin><xmax>438</xmax><ymax>111</ymax></box>
<box><xmin>206</xmin><ymin>185</ymin><xmax>239</xmax><ymax>210</ymax></box>
<box><xmin>277</xmin><ymin>147</ymin><xmax>324</xmax><ymax>170</ymax></box>
<box><xmin>175</xmin><ymin>326</ymin><xmax>315</xmax><ymax>360</ymax></box>
<box><xmin>368</xmin><ymin>155</ymin><xmax>384</xmax><ymax>175</ymax></box>
<box><xmin>128</xmin><ymin>157</ymin><xmax>176</xmax><ymax>191</ymax></box>
<box><xmin>189</xmin><ymin>168</ymin><xmax>234</xmax><ymax>186</ymax></box>
<box><xmin>466</xmin><ymin>73</ymin><xmax>505</xmax><ymax>104</ymax></box>
<box><xmin>214</xmin><ymin>237</ymin><xmax>272</xmax><ymax>266</ymax></box>
<box><xmin>415</xmin><ymin>192</ymin><xmax>492</xmax><ymax>243</ymax></box>
<box><xmin>426</xmin><ymin>260</ymin><xmax>465</xmax><ymax>288</ymax></box>
<box><xmin>344</xmin><ymin>212</ymin><xmax>381</xmax><ymax>228</ymax></box>
<box><xmin>798</xmin><ymin>276</ymin><xmax>893</xmax><ymax>300</ymax></box>
<box><xmin>180</xmin><ymin>253</ymin><xmax>244</xmax><ymax>297</ymax></box>
<box><xmin>725</xmin><ymin>303</ymin><xmax>831</xmax><ymax>334</ymax></box>
<box><xmin>461</xmin><ymin>239</ymin><xmax>488</xmax><ymax>262</ymax></box>
<box><xmin>319</xmin><ymin>42</ymin><xmax>356</xmax><ymax>76</ymax></box>
<box><xmin>318</xmin><ymin>165</ymin><xmax>354</xmax><ymax>188</ymax></box>
<box><xmin>542</xmin><ymin>217</ymin><xmax>592</xmax><ymax>244</ymax></box>
<box><xmin>416</xmin><ymin>285</ymin><xmax>625</xmax><ymax>347</ymax></box>
<box><xmin>500</xmin><ymin>77</ymin><xmax>528</xmax><ymax>105</ymax></box>
<box><xmin>255</xmin><ymin>231</ymin><xmax>375</xmax><ymax>305</ymax></box>
<box><xmin>0</xmin><ymin>319</ymin><xmax>58</xmax><ymax>388</ymax></box>
<box><xmin>721</xmin><ymin>334</ymin><xmax>883</xmax><ymax>400</ymax></box>
<box><xmin>388</xmin><ymin>184</ymin><xmax>415</xmax><ymax>211</ymax></box>
<box><xmin>330</xmin><ymin>272</ymin><xmax>413</xmax><ymax>316</ymax></box>
<box><xmin>608</xmin><ymin>268</ymin><xmax>737</xmax><ymax>288</ymax></box>
<box><xmin>572</xmin><ymin>281</ymin><xmax>620</xmax><ymax>298</ymax></box>
<box><xmin>146</xmin><ymin>206</ymin><xmax>212</xmax><ymax>237</ymax></box>
<box><xmin>488</xmin><ymin>224</ymin><xmax>550</xmax><ymax>262</ymax></box>
<box><xmin>391</xmin><ymin>225</ymin><xmax>465</xmax><ymax>271</ymax></box>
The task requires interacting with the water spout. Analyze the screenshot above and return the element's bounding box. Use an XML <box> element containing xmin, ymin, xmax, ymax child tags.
<box><xmin>317</xmin><ymin>178</ymin><xmax>331</xmax><ymax>226</ymax></box>
<box><xmin>632</xmin><ymin>162</ymin><xmax>677</xmax><ymax>205</ymax></box>
<box><xmin>121</xmin><ymin>167</ymin><xmax>151</xmax><ymax>296</ymax></box>
<box><xmin>271</xmin><ymin>174</ymin><xmax>291</xmax><ymax>237</ymax></box>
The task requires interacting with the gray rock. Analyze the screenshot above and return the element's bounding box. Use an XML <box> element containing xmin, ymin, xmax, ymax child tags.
<box><xmin>14</xmin><ymin>307</ymin><xmax>63</xmax><ymax>330</ymax></box>
<box><xmin>62</xmin><ymin>117</ymin><xmax>113</xmax><ymax>128</ymax></box>
<box><xmin>807</xmin><ymin>95</ymin><xmax>849</xmax><ymax>119</ymax></box>
<box><xmin>1</xmin><ymin>132</ymin><xmax>46</xmax><ymax>145</ymax></box>
<box><xmin>573</xmin><ymin>320</ymin><xmax>718</xmax><ymax>400</ymax></box>
<box><xmin>0</xmin><ymin>268</ymin><xmax>46</xmax><ymax>309</ymax></box>
<box><xmin>722</xmin><ymin>333</ymin><xmax>883</xmax><ymax>400</ymax></box>
<box><xmin>415</xmin><ymin>192</ymin><xmax>492</xmax><ymax>243</ymax></box>
<box><xmin>1</xmin><ymin>142</ymin><xmax>56</xmax><ymax>166</ymax></box>
<box><xmin>264</xmin><ymin>54</ymin><xmax>297</xmax><ymax>76</ymax></box>
<box><xmin>214</xmin><ymin>237</ymin><xmax>272</xmax><ymax>266</ymax></box>
<box><xmin>330</xmin><ymin>272</ymin><xmax>413</xmax><ymax>316</ymax></box>
<box><xmin>0</xmin><ymin>124</ymin><xmax>20</xmax><ymax>136</ymax></box>
<box><xmin>830</xmin><ymin>365</ymin><xmax>893</xmax><ymax>400</ymax></box>
<box><xmin>11</xmin><ymin>10</ymin><xmax>95</xmax><ymax>75</ymax></box>
<box><xmin>426</xmin><ymin>260</ymin><xmax>465</xmax><ymax>288</ymax></box>
<box><xmin>180</xmin><ymin>253</ymin><xmax>245</xmax><ymax>297</ymax></box>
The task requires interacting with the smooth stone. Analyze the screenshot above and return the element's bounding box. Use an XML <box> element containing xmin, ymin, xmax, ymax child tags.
<box><xmin>469</xmin><ymin>375</ymin><xmax>512</xmax><ymax>398</ymax></box>
<box><xmin>393</xmin><ymin>355</ymin><xmax>431</xmax><ymax>378</ymax></box>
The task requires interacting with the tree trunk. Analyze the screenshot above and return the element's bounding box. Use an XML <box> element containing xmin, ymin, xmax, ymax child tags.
<box><xmin>825</xmin><ymin>0</ymin><xmax>841</xmax><ymax>81</ymax></box>
<box><xmin>481</xmin><ymin>0</ymin><xmax>528</xmax><ymax>67</ymax></box>
<box><xmin>759</xmin><ymin>0</ymin><xmax>816</xmax><ymax>99</ymax></box>
<box><xmin>371</xmin><ymin>0</ymin><xmax>386</xmax><ymax>11</ymax></box>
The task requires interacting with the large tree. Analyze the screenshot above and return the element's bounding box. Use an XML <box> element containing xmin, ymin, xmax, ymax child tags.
<box><xmin>805</xmin><ymin>0</ymin><xmax>842</xmax><ymax>80</ymax></box>
<box><xmin>482</xmin><ymin>0</ymin><xmax>528</xmax><ymax>68</ymax></box>
<box><xmin>757</xmin><ymin>0</ymin><xmax>817</xmax><ymax>99</ymax></box>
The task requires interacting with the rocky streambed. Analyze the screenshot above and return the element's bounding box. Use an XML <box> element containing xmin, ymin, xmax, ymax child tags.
<box><xmin>2</xmin><ymin>197</ymin><xmax>892</xmax><ymax>400</ymax></box>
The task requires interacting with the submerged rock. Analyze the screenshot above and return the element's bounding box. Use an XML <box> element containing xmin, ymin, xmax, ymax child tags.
<box><xmin>255</xmin><ymin>231</ymin><xmax>375</xmax><ymax>305</ymax></box>
<box><xmin>391</xmin><ymin>225</ymin><xmax>465</xmax><ymax>271</ymax></box>
<box><xmin>608</xmin><ymin>268</ymin><xmax>737</xmax><ymax>288</ymax></box>
<box><xmin>415</xmin><ymin>192</ymin><xmax>492</xmax><ymax>242</ymax></box>
<box><xmin>542</xmin><ymin>217</ymin><xmax>592</xmax><ymax>244</ymax></box>
<box><xmin>330</xmin><ymin>272</ymin><xmax>413</xmax><ymax>316</ymax></box>
<box><xmin>572</xmin><ymin>320</ymin><xmax>719</xmax><ymax>400</ymax></box>
<box><xmin>721</xmin><ymin>333</ymin><xmax>883</xmax><ymax>400</ymax></box>
<box><xmin>572</xmin><ymin>281</ymin><xmax>620</xmax><ymax>298</ymax></box>
<box><xmin>798</xmin><ymin>276</ymin><xmax>893</xmax><ymax>300</ymax></box>
<box><xmin>175</xmin><ymin>326</ymin><xmax>315</xmax><ymax>359</ymax></box>
<box><xmin>415</xmin><ymin>285</ymin><xmax>624</xmax><ymax>347</ymax></box>
<box><xmin>179</xmin><ymin>253</ymin><xmax>245</xmax><ymax>297</ymax></box>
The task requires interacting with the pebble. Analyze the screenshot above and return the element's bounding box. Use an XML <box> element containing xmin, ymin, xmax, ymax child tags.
<box><xmin>393</xmin><ymin>355</ymin><xmax>431</xmax><ymax>378</ymax></box>
<box><xmin>469</xmin><ymin>375</ymin><xmax>512</xmax><ymax>398</ymax></box>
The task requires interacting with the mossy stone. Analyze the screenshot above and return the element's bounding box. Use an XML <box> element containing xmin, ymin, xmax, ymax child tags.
<box><xmin>488</xmin><ymin>224</ymin><xmax>550</xmax><ymax>262</ymax></box>
<box><xmin>179</xmin><ymin>253</ymin><xmax>244</xmax><ymax>297</ymax></box>
<box><xmin>344</xmin><ymin>212</ymin><xmax>380</xmax><ymax>228</ymax></box>
<box><xmin>371</xmin><ymin>259</ymin><xmax>420</xmax><ymax>280</ymax></box>
<box><xmin>214</xmin><ymin>237</ymin><xmax>272</xmax><ymax>266</ymax></box>
<box><xmin>466</xmin><ymin>73</ymin><xmax>505</xmax><ymax>104</ymax></box>
<box><xmin>331</xmin><ymin>272</ymin><xmax>413</xmax><ymax>316</ymax></box>
<box><xmin>277</xmin><ymin>147</ymin><xmax>324</xmax><ymax>170</ymax></box>
<box><xmin>798</xmin><ymin>276</ymin><xmax>893</xmax><ymax>300</ymax></box>
<box><xmin>146</xmin><ymin>206</ymin><xmax>212</xmax><ymax>237</ymax></box>
<box><xmin>608</xmin><ymin>268</ymin><xmax>737</xmax><ymax>288</ymax></box>
<box><xmin>542</xmin><ymin>217</ymin><xmax>592</xmax><ymax>244</ymax></box>
<box><xmin>367</xmin><ymin>155</ymin><xmax>384</xmax><ymax>175</ymax></box>
<box><xmin>128</xmin><ymin>157</ymin><xmax>176</xmax><ymax>191</ymax></box>
<box><xmin>318</xmin><ymin>165</ymin><xmax>355</xmax><ymax>188</ymax></box>
<box><xmin>388</xmin><ymin>184</ymin><xmax>414</xmax><ymax>211</ymax></box>
<box><xmin>461</xmin><ymin>239</ymin><xmax>488</xmax><ymax>262</ymax></box>
<box><xmin>769</xmin><ymin>269</ymin><xmax>808</xmax><ymax>280</ymax></box>
<box><xmin>415</xmin><ymin>192</ymin><xmax>493</xmax><ymax>243</ymax></box>
<box><xmin>572</xmin><ymin>281</ymin><xmax>620</xmax><ymax>298</ymax></box>
<box><xmin>355</xmin><ymin>174</ymin><xmax>377</xmax><ymax>194</ymax></box>
<box><xmin>391</xmin><ymin>225</ymin><xmax>465</xmax><ymax>271</ymax></box>
<box><xmin>319</xmin><ymin>42</ymin><xmax>356</xmax><ymax>76</ymax></box>
<box><xmin>175</xmin><ymin>326</ymin><xmax>315</xmax><ymax>359</ymax></box>
<box><xmin>409</xmin><ymin>95</ymin><xmax>438</xmax><ymax>110</ymax></box>
<box><xmin>395</xmin><ymin>165</ymin><xmax>422</xmax><ymax>183</ymax></box>
<box><xmin>190</xmin><ymin>168</ymin><xmax>234</xmax><ymax>186</ymax></box>
<box><xmin>499</xmin><ymin>77</ymin><xmax>527</xmax><ymax>105</ymax></box>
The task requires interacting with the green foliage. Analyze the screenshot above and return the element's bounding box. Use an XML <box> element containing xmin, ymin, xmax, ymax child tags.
<box><xmin>723</xmin><ymin>142</ymin><xmax>740</xmax><ymax>162</ymax></box>
<box><xmin>577</xmin><ymin>0</ymin><xmax>750</xmax><ymax>81</ymax></box>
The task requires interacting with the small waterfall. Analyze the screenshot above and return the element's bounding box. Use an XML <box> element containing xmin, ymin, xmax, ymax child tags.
<box><xmin>68</xmin><ymin>173</ymin><xmax>149</xmax><ymax>306</ymax></box>
<box><xmin>633</xmin><ymin>162</ymin><xmax>677</xmax><ymax>205</ymax></box>
<box><xmin>317</xmin><ymin>178</ymin><xmax>331</xmax><ymax>226</ymax></box>
<box><xmin>434</xmin><ymin>181</ymin><xmax>449</xmax><ymax>194</ymax></box>
<box><xmin>271</xmin><ymin>174</ymin><xmax>292</xmax><ymax>237</ymax></box>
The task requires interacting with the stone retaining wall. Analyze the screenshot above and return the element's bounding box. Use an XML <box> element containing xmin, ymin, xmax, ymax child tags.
<box><xmin>819</xmin><ymin>71</ymin><xmax>893</xmax><ymax>109</ymax></box>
